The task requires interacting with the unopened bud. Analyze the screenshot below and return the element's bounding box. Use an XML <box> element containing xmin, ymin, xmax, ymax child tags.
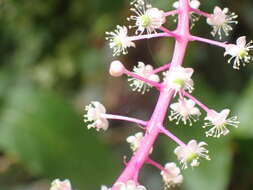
<box><xmin>109</xmin><ymin>60</ymin><xmax>125</xmax><ymax>77</ymax></box>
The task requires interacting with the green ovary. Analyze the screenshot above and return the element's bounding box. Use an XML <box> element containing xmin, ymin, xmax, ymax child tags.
<box><xmin>113</xmin><ymin>37</ymin><xmax>122</xmax><ymax>47</ymax></box>
<box><xmin>173</xmin><ymin>79</ymin><xmax>185</xmax><ymax>88</ymax></box>
<box><xmin>239</xmin><ymin>50</ymin><xmax>248</xmax><ymax>58</ymax></box>
<box><xmin>187</xmin><ymin>153</ymin><xmax>198</xmax><ymax>162</ymax></box>
<box><xmin>140</xmin><ymin>15</ymin><xmax>151</xmax><ymax>27</ymax></box>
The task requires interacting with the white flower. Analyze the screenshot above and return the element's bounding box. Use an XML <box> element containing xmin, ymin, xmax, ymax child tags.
<box><xmin>224</xmin><ymin>36</ymin><xmax>253</xmax><ymax>69</ymax></box>
<box><xmin>128</xmin><ymin>62</ymin><xmax>160</xmax><ymax>94</ymax></box>
<box><xmin>161</xmin><ymin>162</ymin><xmax>183</xmax><ymax>188</ymax></box>
<box><xmin>101</xmin><ymin>185</ymin><xmax>111</xmax><ymax>190</ymax></box>
<box><xmin>163</xmin><ymin>66</ymin><xmax>194</xmax><ymax>93</ymax></box>
<box><xmin>173</xmin><ymin>0</ymin><xmax>200</xmax><ymax>9</ymax></box>
<box><xmin>50</xmin><ymin>179</ymin><xmax>72</xmax><ymax>190</ymax></box>
<box><xmin>174</xmin><ymin>140</ymin><xmax>210</xmax><ymax>169</ymax></box>
<box><xmin>84</xmin><ymin>101</ymin><xmax>109</xmax><ymax>131</ymax></box>
<box><xmin>207</xmin><ymin>6</ymin><xmax>238</xmax><ymax>39</ymax></box>
<box><xmin>128</xmin><ymin>3</ymin><xmax>166</xmax><ymax>34</ymax></box>
<box><xmin>106</xmin><ymin>25</ymin><xmax>135</xmax><ymax>56</ymax></box>
<box><xmin>203</xmin><ymin>109</ymin><xmax>239</xmax><ymax>138</ymax></box>
<box><xmin>126</xmin><ymin>132</ymin><xmax>152</xmax><ymax>154</ymax></box>
<box><xmin>115</xmin><ymin>180</ymin><xmax>147</xmax><ymax>190</ymax></box>
<box><xmin>169</xmin><ymin>98</ymin><xmax>201</xmax><ymax>125</ymax></box>
<box><xmin>126</xmin><ymin>132</ymin><xmax>144</xmax><ymax>152</ymax></box>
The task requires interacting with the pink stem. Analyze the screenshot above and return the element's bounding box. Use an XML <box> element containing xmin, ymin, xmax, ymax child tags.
<box><xmin>112</xmin><ymin>89</ymin><xmax>174</xmax><ymax>188</ymax></box>
<box><xmin>133</xmin><ymin>171</ymin><xmax>139</xmax><ymax>182</ymax></box>
<box><xmin>128</xmin><ymin>32</ymin><xmax>171</xmax><ymax>41</ymax></box>
<box><xmin>189</xmin><ymin>35</ymin><xmax>228</xmax><ymax>48</ymax></box>
<box><xmin>164</xmin><ymin>9</ymin><xmax>179</xmax><ymax>17</ymax></box>
<box><xmin>102</xmin><ymin>114</ymin><xmax>148</xmax><ymax>126</ymax></box>
<box><xmin>146</xmin><ymin>158</ymin><xmax>167</xmax><ymax>172</ymax></box>
<box><xmin>123</xmin><ymin>69</ymin><xmax>163</xmax><ymax>89</ymax></box>
<box><xmin>151</xmin><ymin>63</ymin><xmax>171</xmax><ymax>74</ymax></box>
<box><xmin>190</xmin><ymin>8</ymin><xmax>211</xmax><ymax>17</ymax></box>
<box><xmin>183</xmin><ymin>91</ymin><xmax>211</xmax><ymax>113</ymax></box>
<box><xmin>111</xmin><ymin>0</ymin><xmax>191</xmax><ymax>188</ymax></box>
<box><xmin>158</xmin><ymin>26</ymin><xmax>180</xmax><ymax>39</ymax></box>
<box><xmin>179</xmin><ymin>91</ymin><xmax>187</xmax><ymax>107</ymax></box>
<box><xmin>159</xmin><ymin>125</ymin><xmax>186</xmax><ymax>147</ymax></box>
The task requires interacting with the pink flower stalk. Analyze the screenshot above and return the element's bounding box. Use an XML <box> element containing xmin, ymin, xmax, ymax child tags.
<box><xmin>81</xmin><ymin>0</ymin><xmax>250</xmax><ymax>189</ymax></box>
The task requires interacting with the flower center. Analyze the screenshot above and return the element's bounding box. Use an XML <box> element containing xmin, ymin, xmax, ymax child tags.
<box><xmin>239</xmin><ymin>49</ymin><xmax>248</xmax><ymax>58</ymax></box>
<box><xmin>187</xmin><ymin>153</ymin><xmax>198</xmax><ymax>162</ymax></box>
<box><xmin>212</xmin><ymin>118</ymin><xmax>226</xmax><ymax>127</ymax></box>
<box><xmin>172</xmin><ymin>78</ymin><xmax>185</xmax><ymax>88</ymax></box>
<box><xmin>113</xmin><ymin>37</ymin><xmax>122</xmax><ymax>47</ymax></box>
<box><xmin>140</xmin><ymin>15</ymin><xmax>151</xmax><ymax>28</ymax></box>
<box><xmin>213</xmin><ymin>13</ymin><xmax>226</xmax><ymax>26</ymax></box>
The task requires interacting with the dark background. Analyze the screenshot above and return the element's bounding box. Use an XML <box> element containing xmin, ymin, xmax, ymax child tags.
<box><xmin>0</xmin><ymin>0</ymin><xmax>252</xmax><ymax>189</ymax></box>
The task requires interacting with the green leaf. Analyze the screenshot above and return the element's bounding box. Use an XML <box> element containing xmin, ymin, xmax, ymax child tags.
<box><xmin>234</xmin><ymin>77</ymin><xmax>253</xmax><ymax>138</ymax></box>
<box><xmin>0</xmin><ymin>85</ymin><xmax>119</xmax><ymax>189</ymax></box>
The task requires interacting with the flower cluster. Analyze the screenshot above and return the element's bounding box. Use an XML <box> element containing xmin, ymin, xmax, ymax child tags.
<box><xmin>79</xmin><ymin>0</ymin><xmax>251</xmax><ymax>189</ymax></box>
<box><xmin>167</xmin><ymin>91</ymin><xmax>239</xmax><ymax>138</ymax></box>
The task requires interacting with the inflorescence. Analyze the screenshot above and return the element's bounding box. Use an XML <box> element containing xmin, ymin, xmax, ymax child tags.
<box><xmin>51</xmin><ymin>0</ymin><xmax>252</xmax><ymax>189</ymax></box>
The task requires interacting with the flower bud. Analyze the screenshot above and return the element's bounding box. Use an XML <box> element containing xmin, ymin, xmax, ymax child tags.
<box><xmin>109</xmin><ymin>60</ymin><xmax>125</xmax><ymax>77</ymax></box>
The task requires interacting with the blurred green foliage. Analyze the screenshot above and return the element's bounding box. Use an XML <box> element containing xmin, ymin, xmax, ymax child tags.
<box><xmin>0</xmin><ymin>0</ymin><xmax>252</xmax><ymax>189</ymax></box>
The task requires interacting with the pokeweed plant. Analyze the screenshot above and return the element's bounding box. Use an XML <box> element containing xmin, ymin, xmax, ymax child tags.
<box><xmin>50</xmin><ymin>0</ymin><xmax>253</xmax><ymax>189</ymax></box>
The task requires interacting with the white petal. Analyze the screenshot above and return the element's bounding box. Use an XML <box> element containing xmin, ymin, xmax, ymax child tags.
<box><xmin>190</xmin><ymin>107</ymin><xmax>201</xmax><ymax>115</ymax></box>
<box><xmin>190</xmin><ymin>0</ymin><xmax>200</xmax><ymax>9</ymax></box>
<box><xmin>126</xmin><ymin>180</ymin><xmax>136</xmax><ymax>189</ymax></box>
<box><xmin>126</xmin><ymin>136</ymin><xmax>135</xmax><ymax>143</ymax></box>
<box><xmin>188</xmin><ymin>139</ymin><xmax>198</xmax><ymax>147</ymax></box>
<box><xmin>114</xmin><ymin>182</ymin><xmax>125</xmax><ymax>189</ymax></box>
<box><xmin>220</xmin><ymin>109</ymin><xmax>230</xmax><ymax>118</ymax></box>
<box><xmin>173</xmin><ymin>1</ymin><xmax>179</xmax><ymax>9</ymax></box>
<box><xmin>173</xmin><ymin>175</ymin><xmax>183</xmax><ymax>184</ymax></box>
<box><xmin>149</xmin><ymin>74</ymin><xmax>160</xmax><ymax>83</ymax></box>
<box><xmin>236</xmin><ymin>36</ymin><xmax>246</xmax><ymax>47</ymax></box>
<box><xmin>191</xmin><ymin>159</ymin><xmax>199</xmax><ymax>167</ymax></box>
<box><xmin>135</xmin><ymin>132</ymin><xmax>144</xmax><ymax>138</ymax></box>
<box><xmin>213</xmin><ymin>6</ymin><xmax>222</xmax><ymax>14</ymax></box>
<box><xmin>101</xmin><ymin>185</ymin><xmax>110</xmax><ymax>190</ymax></box>
<box><xmin>225</xmin><ymin>44</ymin><xmax>241</xmax><ymax>56</ymax></box>
<box><xmin>137</xmin><ymin>186</ymin><xmax>147</xmax><ymax>190</ymax></box>
<box><xmin>184</xmin><ymin>68</ymin><xmax>194</xmax><ymax>78</ymax></box>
